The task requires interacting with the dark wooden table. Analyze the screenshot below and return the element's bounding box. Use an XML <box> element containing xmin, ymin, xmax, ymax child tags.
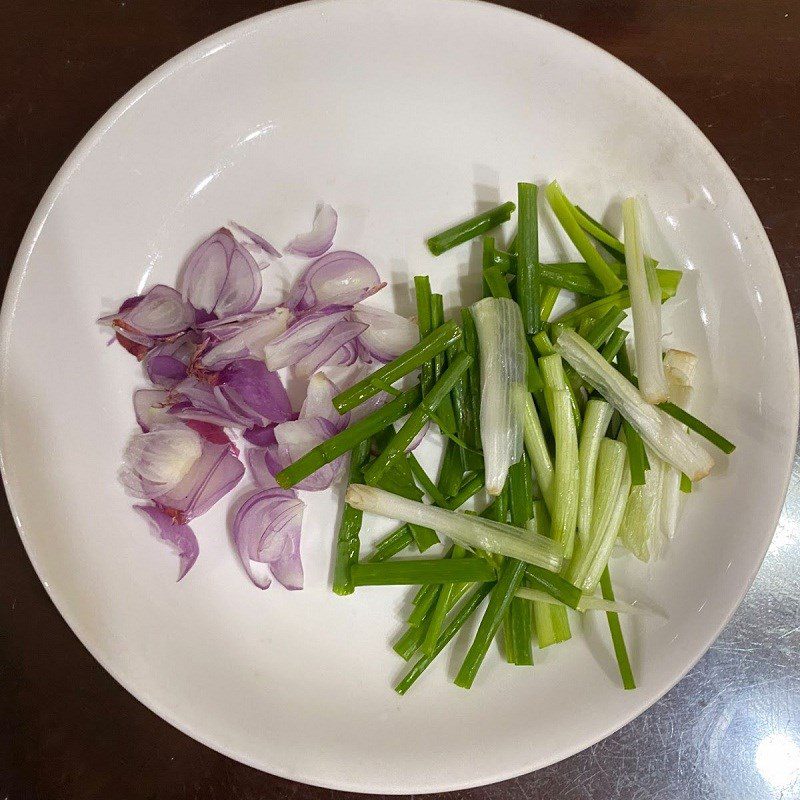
<box><xmin>2</xmin><ymin>2</ymin><xmax>799</xmax><ymax>799</ymax></box>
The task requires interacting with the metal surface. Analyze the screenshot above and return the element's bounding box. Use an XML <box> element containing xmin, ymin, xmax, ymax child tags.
<box><xmin>2</xmin><ymin>1</ymin><xmax>799</xmax><ymax>798</ymax></box>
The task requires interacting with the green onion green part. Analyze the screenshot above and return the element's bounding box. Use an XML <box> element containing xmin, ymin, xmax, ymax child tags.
<box><xmin>427</xmin><ymin>201</ymin><xmax>516</xmax><ymax>256</ymax></box>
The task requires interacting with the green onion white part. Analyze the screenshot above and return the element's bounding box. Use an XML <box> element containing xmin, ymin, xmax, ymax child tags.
<box><xmin>548</xmin><ymin>387</ymin><xmax>580</xmax><ymax>560</ymax></box>
<box><xmin>619</xmin><ymin>447</ymin><xmax>665</xmax><ymax>562</ymax></box>
<box><xmin>568</xmin><ymin>440</ymin><xmax>630</xmax><ymax>591</ymax></box>
<box><xmin>471</xmin><ymin>297</ymin><xmax>527</xmax><ymax>495</ymax></box>
<box><xmin>515</xmin><ymin>384</ymin><xmax>554</xmax><ymax>505</ymax></box>
<box><xmin>554</xmin><ymin>329</ymin><xmax>714</xmax><ymax>480</ymax></box>
<box><xmin>577</xmin><ymin>399</ymin><xmax>614</xmax><ymax>541</ymax></box>
<box><xmin>345</xmin><ymin>484</ymin><xmax>563</xmax><ymax>571</ymax></box>
<box><xmin>622</xmin><ymin>197</ymin><xmax>669</xmax><ymax>404</ymax></box>
<box><xmin>515</xmin><ymin>586</ymin><xmax>662</xmax><ymax>618</ymax></box>
<box><xmin>661</xmin><ymin>349</ymin><xmax>698</xmax><ymax>540</ymax></box>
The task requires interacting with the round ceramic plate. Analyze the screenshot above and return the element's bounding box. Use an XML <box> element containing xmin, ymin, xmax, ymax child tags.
<box><xmin>1</xmin><ymin>0</ymin><xmax>796</xmax><ymax>793</ymax></box>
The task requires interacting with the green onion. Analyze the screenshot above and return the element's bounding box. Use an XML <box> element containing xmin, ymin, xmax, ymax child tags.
<box><xmin>345</xmin><ymin>485</ymin><xmax>564</xmax><ymax>571</ymax></box>
<box><xmin>541</xmin><ymin>285</ymin><xmax>561</xmax><ymax>322</ymax></box>
<box><xmin>395</xmin><ymin>582</ymin><xmax>495</xmax><ymax>694</ymax></box>
<box><xmin>332</xmin><ymin>321</ymin><xmax>460</xmax><ymax>414</ymax></box>
<box><xmin>332</xmin><ymin>437</ymin><xmax>372</xmax><ymax>595</ymax></box>
<box><xmin>429</xmin><ymin>294</ymin><xmax>458</xmax><ymax>435</ymax></box>
<box><xmin>414</xmin><ymin>275</ymin><xmax>435</xmax><ymax>396</ymax></box>
<box><xmin>455</xmin><ymin>557</ymin><xmax>527</xmax><ymax>688</ymax></box>
<box><xmin>443</xmin><ymin>471</ymin><xmax>485</xmax><ymax>510</ymax></box>
<box><xmin>446</xmin><ymin>337</ymin><xmax>471</xmax><ymax>443</ymax></box>
<box><xmin>553</xmin><ymin>275</ymin><xmax>679</xmax><ymax>331</ymax></box>
<box><xmin>525</xmin><ymin>563</ymin><xmax>582</xmax><ymax>609</ymax></box>
<box><xmin>484</xmin><ymin>265</ymin><xmax>513</xmax><ymax>299</ymax></box>
<box><xmin>568</xmin><ymin>439</ymin><xmax>629</xmax><ymax>590</ymax></box>
<box><xmin>528</xmin><ymin>506</ymin><xmax>570</xmax><ymax>647</ymax></box>
<box><xmin>554</xmin><ymin>329</ymin><xmax>714</xmax><ymax>481</ymax></box>
<box><xmin>351</xmin><ymin>558</ymin><xmax>495</xmax><ymax>586</ymax></box>
<box><xmin>276</xmin><ymin>387</ymin><xmax>421</xmax><ymax>489</ymax></box>
<box><xmin>622</xmin><ymin>197</ymin><xmax>668</xmax><ymax>403</ymax></box>
<box><xmin>548</xmin><ymin>388</ymin><xmax>580</xmax><ymax>560</ymax></box>
<box><xmin>619</xmin><ymin>454</ymin><xmax>664</xmax><ymax>563</ymax></box>
<box><xmin>504</xmin><ymin>454</ymin><xmax>535</xmax><ymax>666</ymax></box>
<box><xmin>577</xmin><ymin>399</ymin><xmax>614</xmax><ymax>541</ymax></box>
<box><xmin>600</xmin><ymin>327</ymin><xmax>629</xmax><ymax>363</ymax></box>
<box><xmin>517</xmin><ymin>587</ymin><xmax>656</xmax><ymax>616</ymax></box>
<box><xmin>407</xmin><ymin>583</ymin><xmax>440</xmax><ymax>625</ymax></box>
<box><xmin>514</xmin><ymin>384</ymin><xmax>554</xmax><ymax>503</ymax></box>
<box><xmin>421</xmin><ymin>545</ymin><xmax>466</xmax><ymax>655</ymax></box>
<box><xmin>585</xmin><ymin>307</ymin><xmax>627</xmax><ymax>349</ymax></box>
<box><xmin>368</xmin><ymin>525</ymin><xmax>415</xmax><ymax>562</ymax></box>
<box><xmin>460</xmin><ymin>307</ymin><xmax>483</xmax><ymax>450</ymax></box>
<box><xmin>657</xmin><ymin>402</ymin><xmax>736</xmax><ymax>454</ymax></box>
<box><xmin>374</xmin><ymin>460</ymin><xmax>440</xmax><ymax>552</ymax></box>
<box><xmin>532</xmin><ymin>331</ymin><xmax>555</xmax><ymax>357</ymax></box>
<box><xmin>539</xmin><ymin>352</ymin><xmax>582</xmax><ymax>433</ymax></box>
<box><xmin>517</xmin><ymin>182</ymin><xmax>541</xmax><ymax>335</ymax></box>
<box><xmin>363</xmin><ymin>352</ymin><xmax>471</xmax><ymax>484</ymax></box>
<box><xmin>394</xmin><ymin>579</ymin><xmax>474</xmax><ymax>660</ymax></box>
<box><xmin>545</xmin><ymin>181</ymin><xmax>623</xmax><ymax>295</ymax></box>
<box><xmin>471</xmin><ymin>298</ymin><xmax>527</xmax><ymax>495</ymax></box>
<box><xmin>573</xmin><ymin>205</ymin><xmax>659</xmax><ymax>272</ymax></box>
<box><xmin>408</xmin><ymin>453</ymin><xmax>449</xmax><ymax>507</ymax></box>
<box><xmin>600</xmin><ymin>566</ymin><xmax>636</xmax><ymax>690</ymax></box>
<box><xmin>437</xmin><ymin>438</ymin><xmax>466</xmax><ymax>498</ymax></box>
<box><xmin>615</xmin><ymin>345</ymin><xmax>649</xmax><ymax>486</ymax></box>
<box><xmin>427</xmin><ymin>201</ymin><xmax>516</xmax><ymax>256</ymax></box>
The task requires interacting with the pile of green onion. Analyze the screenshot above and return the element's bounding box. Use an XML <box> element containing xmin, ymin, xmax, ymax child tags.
<box><xmin>275</xmin><ymin>182</ymin><xmax>736</xmax><ymax>694</ymax></box>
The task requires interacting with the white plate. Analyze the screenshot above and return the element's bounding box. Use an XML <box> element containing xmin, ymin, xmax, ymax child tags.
<box><xmin>1</xmin><ymin>0</ymin><xmax>797</xmax><ymax>793</ymax></box>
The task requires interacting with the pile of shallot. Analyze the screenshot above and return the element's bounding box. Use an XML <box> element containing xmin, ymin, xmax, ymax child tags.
<box><xmin>99</xmin><ymin>205</ymin><xmax>418</xmax><ymax>588</ymax></box>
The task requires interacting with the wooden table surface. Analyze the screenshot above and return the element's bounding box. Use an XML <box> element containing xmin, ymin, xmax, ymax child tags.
<box><xmin>2</xmin><ymin>2</ymin><xmax>799</xmax><ymax>798</ymax></box>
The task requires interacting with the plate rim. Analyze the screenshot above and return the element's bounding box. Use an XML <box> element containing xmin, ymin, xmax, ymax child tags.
<box><xmin>1</xmin><ymin>0</ymin><xmax>797</xmax><ymax>792</ymax></box>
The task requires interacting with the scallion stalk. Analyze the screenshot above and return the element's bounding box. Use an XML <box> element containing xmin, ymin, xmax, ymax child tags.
<box><xmin>332</xmin><ymin>322</ymin><xmax>460</xmax><ymax>414</ymax></box>
<box><xmin>622</xmin><ymin>196</ymin><xmax>668</xmax><ymax>403</ymax></box>
<box><xmin>517</xmin><ymin>182</ymin><xmax>541</xmax><ymax>335</ymax></box>
<box><xmin>516</xmin><ymin>587</ymin><xmax>656</xmax><ymax>617</ymax></box>
<box><xmin>395</xmin><ymin>582</ymin><xmax>495</xmax><ymax>694</ymax></box>
<box><xmin>363</xmin><ymin>352</ymin><xmax>471</xmax><ymax>484</ymax></box>
<box><xmin>333</xmin><ymin>437</ymin><xmax>372</xmax><ymax>595</ymax></box>
<box><xmin>548</xmin><ymin>388</ymin><xmax>580</xmax><ymax>560</ymax></box>
<box><xmin>427</xmin><ymin>201</ymin><xmax>516</xmax><ymax>256</ymax></box>
<box><xmin>577</xmin><ymin>399</ymin><xmax>614</xmax><ymax>541</ymax></box>
<box><xmin>554</xmin><ymin>329</ymin><xmax>714</xmax><ymax>481</ymax></box>
<box><xmin>514</xmin><ymin>384</ymin><xmax>554</xmax><ymax>503</ymax></box>
<box><xmin>351</xmin><ymin>558</ymin><xmax>495</xmax><ymax>586</ymax></box>
<box><xmin>414</xmin><ymin>275</ymin><xmax>435</xmax><ymax>396</ymax></box>
<box><xmin>345</xmin><ymin>485</ymin><xmax>563</xmax><ymax>571</ymax></box>
<box><xmin>455</xmin><ymin>557</ymin><xmax>527</xmax><ymax>688</ymax></box>
<box><xmin>368</xmin><ymin>525</ymin><xmax>415</xmax><ymax>562</ymax></box>
<box><xmin>600</xmin><ymin>566</ymin><xmax>636</xmax><ymax>689</ymax></box>
<box><xmin>545</xmin><ymin>181</ymin><xmax>623</xmax><ymax>295</ymax></box>
<box><xmin>568</xmin><ymin>440</ymin><xmax>629</xmax><ymax>590</ymax></box>
<box><xmin>276</xmin><ymin>387</ymin><xmax>422</xmax><ymax>489</ymax></box>
<box><xmin>471</xmin><ymin>298</ymin><xmax>527</xmax><ymax>495</ymax></box>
